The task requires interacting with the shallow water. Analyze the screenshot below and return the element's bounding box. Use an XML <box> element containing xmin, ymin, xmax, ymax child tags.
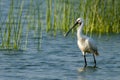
<box><xmin>0</xmin><ymin>34</ymin><xmax>120</xmax><ymax>80</ymax></box>
<box><xmin>0</xmin><ymin>0</ymin><xmax>120</xmax><ymax>80</ymax></box>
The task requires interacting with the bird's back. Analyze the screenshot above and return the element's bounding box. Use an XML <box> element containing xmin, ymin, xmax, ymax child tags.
<box><xmin>77</xmin><ymin>36</ymin><xmax>99</xmax><ymax>56</ymax></box>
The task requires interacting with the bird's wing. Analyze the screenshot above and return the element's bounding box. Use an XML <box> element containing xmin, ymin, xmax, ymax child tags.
<box><xmin>85</xmin><ymin>37</ymin><xmax>97</xmax><ymax>51</ymax></box>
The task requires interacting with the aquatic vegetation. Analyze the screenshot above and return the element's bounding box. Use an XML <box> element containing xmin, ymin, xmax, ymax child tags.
<box><xmin>0</xmin><ymin>0</ymin><xmax>42</xmax><ymax>50</ymax></box>
<box><xmin>0</xmin><ymin>0</ymin><xmax>119</xmax><ymax>50</ymax></box>
<box><xmin>46</xmin><ymin>0</ymin><xmax>120</xmax><ymax>35</ymax></box>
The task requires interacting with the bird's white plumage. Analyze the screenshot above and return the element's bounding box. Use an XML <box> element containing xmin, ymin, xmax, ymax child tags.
<box><xmin>76</xmin><ymin>18</ymin><xmax>99</xmax><ymax>56</ymax></box>
<box><xmin>65</xmin><ymin>17</ymin><xmax>99</xmax><ymax>67</ymax></box>
<box><xmin>77</xmin><ymin>36</ymin><xmax>97</xmax><ymax>55</ymax></box>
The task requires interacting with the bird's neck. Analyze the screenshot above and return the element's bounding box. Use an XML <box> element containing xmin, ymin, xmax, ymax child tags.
<box><xmin>77</xmin><ymin>23</ymin><xmax>84</xmax><ymax>39</ymax></box>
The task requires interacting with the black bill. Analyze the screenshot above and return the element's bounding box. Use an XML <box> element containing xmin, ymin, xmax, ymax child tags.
<box><xmin>64</xmin><ymin>22</ymin><xmax>78</xmax><ymax>37</ymax></box>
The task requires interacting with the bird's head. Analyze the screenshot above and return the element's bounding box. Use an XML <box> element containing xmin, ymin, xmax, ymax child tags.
<box><xmin>64</xmin><ymin>18</ymin><xmax>84</xmax><ymax>37</ymax></box>
<box><xmin>75</xmin><ymin>18</ymin><xmax>84</xmax><ymax>25</ymax></box>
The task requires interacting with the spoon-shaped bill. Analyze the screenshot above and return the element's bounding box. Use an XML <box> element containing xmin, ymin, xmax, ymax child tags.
<box><xmin>64</xmin><ymin>22</ymin><xmax>78</xmax><ymax>37</ymax></box>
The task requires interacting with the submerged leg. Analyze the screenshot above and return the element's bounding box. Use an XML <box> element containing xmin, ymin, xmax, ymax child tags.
<box><xmin>93</xmin><ymin>54</ymin><xmax>96</xmax><ymax>67</ymax></box>
<box><xmin>83</xmin><ymin>55</ymin><xmax>87</xmax><ymax>67</ymax></box>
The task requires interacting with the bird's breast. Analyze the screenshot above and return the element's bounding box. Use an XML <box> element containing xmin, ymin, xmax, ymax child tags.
<box><xmin>77</xmin><ymin>38</ymin><xmax>91</xmax><ymax>53</ymax></box>
<box><xmin>77</xmin><ymin>39</ymin><xmax>86</xmax><ymax>52</ymax></box>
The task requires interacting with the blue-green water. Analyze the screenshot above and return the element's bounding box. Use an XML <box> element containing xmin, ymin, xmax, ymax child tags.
<box><xmin>0</xmin><ymin>34</ymin><xmax>120</xmax><ymax>80</ymax></box>
<box><xmin>0</xmin><ymin>0</ymin><xmax>120</xmax><ymax>80</ymax></box>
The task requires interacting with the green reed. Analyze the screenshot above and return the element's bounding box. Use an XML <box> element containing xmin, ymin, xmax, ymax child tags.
<box><xmin>46</xmin><ymin>0</ymin><xmax>52</xmax><ymax>33</ymax></box>
<box><xmin>2</xmin><ymin>0</ymin><xmax>14</xmax><ymax>49</ymax></box>
<box><xmin>0</xmin><ymin>0</ymin><xmax>119</xmax><ymax>50</ymax></box>
<box><xmin>35</xmin><ymin>1</ymin><xmax>42</xmax><ymax>50</ymax></box>
<box><xmin>46</xmin><ymin>0</ymin><xmax>120</xmax><ymax>36</ymax></box>
<box><xmin>0</xmin><ymin>0</ymin><xmax>42</xmax><ymax>50</ymax></box>
<box><xmin>23</xmin><ymin>0</ymin><xmax>42</xmax><ymax>50</ymax></box>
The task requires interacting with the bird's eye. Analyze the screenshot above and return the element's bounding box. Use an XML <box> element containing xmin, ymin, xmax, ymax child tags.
<box><xmin>77</xmin><ymin>20</ymin><xmax>80</xmax><ymax>22</ymax></box>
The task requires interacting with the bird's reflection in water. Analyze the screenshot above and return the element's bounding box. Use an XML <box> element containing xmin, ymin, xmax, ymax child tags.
<box><xmin>78</xmin><ymin>66</ymin><xmax>98</xmax><ymax>72</ymax></box>
<box><xmin>77</xmin><ymin>66</ymin><xmax>99</xmax><ymax>80</ymax></box>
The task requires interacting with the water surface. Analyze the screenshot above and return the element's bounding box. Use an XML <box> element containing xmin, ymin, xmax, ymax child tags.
<box><xmin>0</xmin><ymin>34</ymin><xmax>120</xmax><ymax>80</ymax></box>
<box><xmin>0</xmin><ymin>0</ymin><xmax>120</xmax><ymax>80</ymax></box>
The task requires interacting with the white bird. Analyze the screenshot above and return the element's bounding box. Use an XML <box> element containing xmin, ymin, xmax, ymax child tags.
<box><xmin>65</xmin><ymin>18</ymin><xmax>99</xmax><ymax>68</ymax></box>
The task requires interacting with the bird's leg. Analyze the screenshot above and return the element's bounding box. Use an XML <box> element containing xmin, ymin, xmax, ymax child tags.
<box><xmin>93</xmin><ymin>54</ymin><xmax>96</xmax><ymax>68</ymax></box>
<box><xmin>83</xmin><ymin>55</ymin><xmax>87</xmax><ymax>67</ymax></box>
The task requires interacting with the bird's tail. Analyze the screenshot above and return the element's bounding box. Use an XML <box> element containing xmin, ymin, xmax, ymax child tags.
<box><xmin>95</xmin><ymin>51</ymin><xmax>99</xmax><ymax>56</ymax></box>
